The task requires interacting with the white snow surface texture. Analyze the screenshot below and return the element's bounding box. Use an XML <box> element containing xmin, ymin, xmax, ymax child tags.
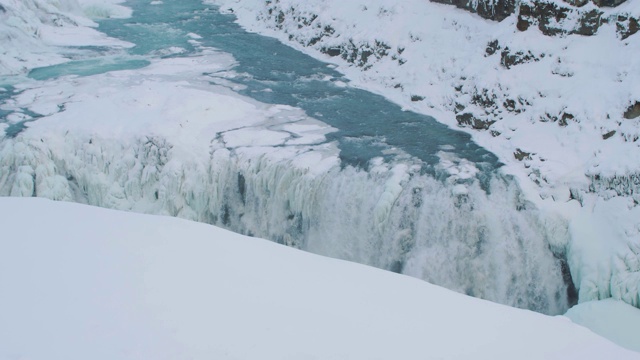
<box><xmin>209</xmin><ymin>0</ymin><xmax>640</xmax><ymax>307</ymax></box>
<box><xmin>1</xmin><ymin>196</ymin><xmax>638</xmax><ymax>360</ymax></box>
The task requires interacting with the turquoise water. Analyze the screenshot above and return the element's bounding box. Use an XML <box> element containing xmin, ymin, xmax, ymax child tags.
<box><xmin>26</xmin><ymin>0</ymin><xmax>500</xmax><ymax>173</ymax></box>
<box><xmin>28</xmin><ymin>57</ymin><xmax>150</xmax><ymax>81</ymax></box>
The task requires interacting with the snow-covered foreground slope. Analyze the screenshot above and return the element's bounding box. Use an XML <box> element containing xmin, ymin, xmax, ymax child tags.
<box><xmin>0</xmin><ymin>197</ymin><xmax>637</xmax><ymax>360</ymax></box>
<box><xmin>210</xmin><ymin>0</ymin><xmax>640</xmax><ymax>308</ymax></box>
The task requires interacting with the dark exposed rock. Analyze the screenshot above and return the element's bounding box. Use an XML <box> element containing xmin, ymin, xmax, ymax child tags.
<box><xmin>428</xmin><ymin>0</ymin><xmax>634</xmax><ymax>38</ymax></box>
<box><xmin>456</xmin><ymin>113</ymin><xmax>495</xmax><ymax>130</ymax></box>
<box><xmin>540</xmin><ymin>111</ymin><xmax>576</xmax><ymax>126</ymax></box>
<box><xmin>624</xmin><ymin>102</ymin><xmax>640</xmax><ymax>119</ymax></box>
<box><xmin>518</xmin><ymin>1</ymin><xmax>576</xmax><ymax>36</ymax></box>
<box><xmin>0</xmin><ymin>4</ymin><xmax>5</xmax><ymax>13</ymax></box>
<box><xmin>485</xmin><ymin>40</ymin><xmax>501</xmax><ymax>56</ymax></box>
<box><xmin>517</xmin><ymin>0</ymin><xmax>636</xmax><ymax>38</ymax></box>
<box><xmin>517</xmin><ymin>15</ymin><xmax>531</xmax><ymax>31</ymax></box>
<box><xmin>321</xmin><ymin>47</ymin><xmax>341</xmax><ymax>57</ymax></box>
<box><xmin>574</xmin><ymin>9</ymin><xmax>603</xmax><ymax>36</ymax></box>
<box><xmin>514</xmin><ymin>148</ymin><xmax>532</xmax><ymax>161</ymax></box>
<box><xmin>592</xmin><ymin>0</ymin><xmax>627</xmax><ymax>7</ymax></box>
<box><xmin>540</xmin><ymin>112</ymin><xmax>558</xmax><ymax>123</ymax></box>
<box><xmin>617</xmin><ymin>14</ymin><xmax>640</xmax><ymax>39</ymax></box>
<box><xmin>411</xmin><ymin>95</ymin><xmax>425</xmax><ymax>102</ymax></box>
<box><xmin>558</xmin><ymin>112</ymin><xmax>575</xmax><ymax>126</ymax></box>
<box><xmin>602</xmin><ymin>130</ymin><xmax>617</xmax><ymax>139</ymax></box>
<box><xmin>327</xmin><ymin>39</ymin><xmax>391</xmax><ymax>68</ymax></box>
<box><xmin>275</xmin><ymin>11</ymin><xmax>285</xmax><ymax>25</ymax></box>
<box><xmin>503</xmin><ymin>99</ymin><xmax>517</xmax><ymax>112</ymax></box>
<box><xmin>471</xmin><ymin>89</ymin><xmax>497</xmax><ymax>109</ymax></box>
<box><xmin>430</xmin><ymin>0</ymin><xmax>517</xmax><ymax>21</ymax></box>
<box><xmin>563</xmin><ymin>0</ymin><xmax>589</xmax><ymax>6</ymax></box>
<box><xmin>500</xmin><ymin>47</ymin><xmax>540</xmax><ymax>69</ymax></box>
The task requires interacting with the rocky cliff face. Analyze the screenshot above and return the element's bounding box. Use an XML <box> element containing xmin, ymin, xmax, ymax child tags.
<box><xmin>429</xmin><ymin>0</ymin><xmax>637</xmax><ymax>39</ymax></box>
<box><xmin>517</xmin><ymin>0</ymin><xmax>638</xmax><ymax>38</ymax></box>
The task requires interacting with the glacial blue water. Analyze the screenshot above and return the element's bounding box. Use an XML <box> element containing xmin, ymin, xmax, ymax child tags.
<box><xmin>27</xmin><ymin>0</ymin><xmax>499</xmax><ymax>173</ymax></box>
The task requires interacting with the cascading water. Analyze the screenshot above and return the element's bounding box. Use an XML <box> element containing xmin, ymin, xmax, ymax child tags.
<box><xmin>0</xmin><ymin>0</ymin><xmax>574</xmax><ymax>315</ymax></box>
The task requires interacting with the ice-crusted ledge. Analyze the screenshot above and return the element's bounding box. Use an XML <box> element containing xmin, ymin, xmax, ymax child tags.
<box><xmin>209</xmin><ymin>0</ymin><xmax>640</xmax><ymax>308</ymax></box>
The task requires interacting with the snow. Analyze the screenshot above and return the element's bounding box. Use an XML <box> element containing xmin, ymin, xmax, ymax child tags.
<box><xmin>0</xmin><ymin>196</ymin><xmax>638</xmax><ymax>360</ymax></box>
<box><xmin>0</xmin><ymin>0</ymin><xmax>132</xmax><ymax>76</ymax></box>
<box><xmin>565</xmin><ymin>299</ymin><xmax>640</xmax><ymax>353</ymax></box>
<box><xmin>209</xmin><ymin>0</ymin><xmax>640</xmax><ymax>309</ymax></box>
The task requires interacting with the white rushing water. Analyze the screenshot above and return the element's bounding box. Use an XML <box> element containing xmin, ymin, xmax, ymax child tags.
<box><xmin>0</xmin><ymin>0</ymin><xmax>574</xmax><ymax>314</ymax></box>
